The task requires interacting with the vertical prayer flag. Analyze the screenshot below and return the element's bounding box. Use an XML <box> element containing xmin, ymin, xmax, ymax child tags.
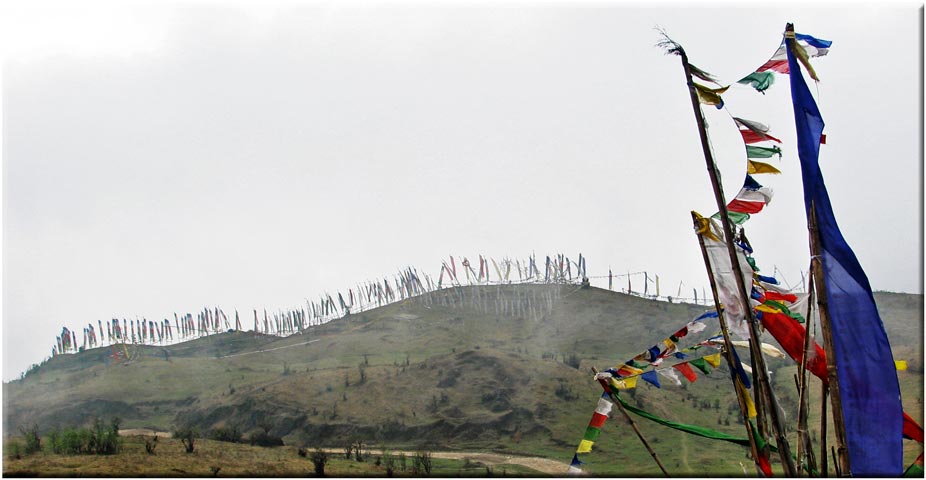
<box><xmin>788</xmin><ymin>30</ymin><xmax>901</xmax><ymax>476</ymax></box>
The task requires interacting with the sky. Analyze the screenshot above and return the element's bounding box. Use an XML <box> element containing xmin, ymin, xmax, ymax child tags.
<box><xmin>1</xmin><ymin>1</ymin><xmax>922</xmax><ymax>380</ymax></box>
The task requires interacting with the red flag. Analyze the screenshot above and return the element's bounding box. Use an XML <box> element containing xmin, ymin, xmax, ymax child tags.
<box><xmin>673</xmin><ymin>363</ymin><xmax>698</xmax><ymax>383</ymax></box>
<box><xmin>764</xmin><ymin>291</ymin><xmax>798</xmax><ymax>304</ymax></box>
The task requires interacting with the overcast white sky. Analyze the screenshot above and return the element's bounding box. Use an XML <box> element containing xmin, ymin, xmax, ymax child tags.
<box><xmin>1</xmin><ymin>1</ymin><xmax>922</xmax><ymax>380</ymax></box>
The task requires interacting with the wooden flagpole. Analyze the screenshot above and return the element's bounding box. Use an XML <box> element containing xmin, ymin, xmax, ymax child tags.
<box><xmin>808</xmin><ymin>202</ymin><xmax>850</xmax><ymax>475</ymax></box>
<box><xmin>668</xmin><ymin>36</ymin><xmax>798</xmax><ymax>476</ymax></box>
<box><xmin>795</xmin><ymin>266</ymin><xmax>818</xmax><ymax>476</ymax></box>
<box><xmin>691</xmin><ymin>212</ymin><xmax>764</xmax><ymax>475</ymax></box>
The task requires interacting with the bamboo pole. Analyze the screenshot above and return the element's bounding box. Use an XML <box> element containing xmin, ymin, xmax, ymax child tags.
<box><xmin>796</xmin><ymin>268</ymin><xmax>818</xmax><ymax>476</ymax></box>
<box><xmin>672</xmin><ymin>40</ymin><xmax>797</xmax><ymax>476</ymax></box>
<box><xmin>691</xmin><ymin>212</ymin><xmax>764</xmax><ymax>475</ymax></box>
<box><xmin>592</xmin><ymin>368</ymin><xmax>670</xmax><ymax>477</ymax></box>
<box><xmin>808</xmin><ymin>203</ymin><xmax>850</xmax><ymax>476</ymax></box>
<box><xmin>820</xmin><ymin>384</ymin><xmax>829</xmax><ymax>477</ymax></box>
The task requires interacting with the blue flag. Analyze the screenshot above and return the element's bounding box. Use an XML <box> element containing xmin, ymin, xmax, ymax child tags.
<box><xmin>787</xmin><ymin>30</ymin><xmax>902</xmax><ymax>476</ymax></box>
<box><xmin>641</xmin><ymin>370</ymin><xmax>661</xmax><ymax>388</ymax></box>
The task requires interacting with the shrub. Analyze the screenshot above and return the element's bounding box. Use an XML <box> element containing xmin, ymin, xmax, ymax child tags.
<box><xmin>89</xmin><ymin>417</ymin><xmax>121</xmax><ymax>455</ymax></box>
<box><xmin>413</xmin><ymin>450</ymin><xmax>432</xmax><ymax>476</ymax></box>
<box><xmin>19</xmin><ymin>424</ymin><xmax>41</xmax><ymax>454</ymax></box>
<box><xmin>210</xmin><ymin>425</ymin><xmax>242</xmax><ymax>443</ymax></box>
<box><xmin>7</xmin><ymin>441</ymin><xmax>23</xmax><ymax>460</ymax></box>
<box><xmin>564</xmin><ymin>352</ymin><xmax>581</xmax><ymax>369</ymax></box>
<box><xmin>45</xmin><ymin>418</ymin><xmax>121</xmax><ymax>455</ymax></box>
<box><xmin>248</xmin><ymin>430</ymin><xmax>284</xmax><ymax>447</ymax></box>
<box><xmin>311</xmin><ymin>448</ymin><xmax>329</xmax><ymax>476</ymax></box>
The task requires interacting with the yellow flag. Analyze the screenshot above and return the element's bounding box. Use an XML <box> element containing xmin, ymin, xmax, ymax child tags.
<box><xmin>609</xmin><ymin>376</ymin><xmax>639</xmax><ymax>390</ymax></box>
<box><xmin>738</xmin><ymin>381</ymin><xmax>757</xmax><ymax>418</ymax></box>
<box><xmin>704</xmin><ymin>353</ymin><xmax>723</xmax><ymax>368</ymax></box>
<box><xmin>755</xmin><ymin>304</ymin><xmax>782</xmax><ymax>314</ymax></box>
<box><xmin>895</xmin><ymin>360</ymin><xmax>908</xmax><ymax>371</ymax></box>
<box><xmin>747</xmin><ymin>160</ymin><xmax>782</xmax><ymax>175</ymax></box>
<box><xmin>576</xmin><ymin>440</ymin><xmax>594</xmax><ymax>453</ymax></box>
<box><xmin>694</xmin><ymin>83</ymin><xmax>729</xmax><ymax>106</ymax></box>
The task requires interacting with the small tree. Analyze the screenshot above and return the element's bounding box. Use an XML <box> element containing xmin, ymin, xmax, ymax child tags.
<box><xmin>19</xmin><ymin>424</ymin><xmax>41</xmax><ymax>454</ymax></box>
<box><xmin>144</xmin><ymin>435</ymin><xmax>158</xmax><ymax>455</ymax></box>
<box><xmin>312</xmin><ymin>448</ymin><xmax>329</xmax><ymax>476</ymax></box>
<box><xmin>383</xmin><ymin>448</ymin><xmax>396</xmax><ymax>477</ymax></box>
<box><xmin>354</xmin><ymin>440</ymin><xmax>364</xmax><ymax>462</ymax></box>
<box><xmin>174</xmin><ymin>426</ymin><xmax>199</xmax><ymax>453</ymax></box>
<box><xmin>413</xmin><ymin>450</ymin><xmax>432</xmax><ymax>476</ymax></box>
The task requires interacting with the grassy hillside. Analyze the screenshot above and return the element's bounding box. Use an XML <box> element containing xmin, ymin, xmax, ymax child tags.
<box><xmin>3</xmin><ymin>286</ymin><xmax>922</xmax><ymax>476</ymax></box>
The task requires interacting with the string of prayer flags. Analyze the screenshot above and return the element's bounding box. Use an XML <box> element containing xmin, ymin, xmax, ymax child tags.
<box><xmin>743</xmin><ymin>32</ymin><xmax>831</xmax><ymax>85</ymax></box>
<box><xmin>575</xmin><ymin>394</ymin><xmax>614</xmax><ymax>453</ymax></box>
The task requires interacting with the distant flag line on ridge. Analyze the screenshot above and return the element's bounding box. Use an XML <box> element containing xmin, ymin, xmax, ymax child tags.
<box><xmin>48</xmin><ymin>251</ymin><xmax>624</xmax><ymax>359</ymax></box>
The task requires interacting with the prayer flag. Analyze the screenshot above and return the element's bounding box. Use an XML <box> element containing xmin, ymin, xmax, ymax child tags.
<box><xmin>609</xmin><ymin>376</ymin><xmax>638</xmax><ymax>389</ymax></box>
<box><xmin>737</xmin><ymin>71</ymin><xmax>775</xmax><ymax>92</ymax></box>
<box><xmin>568</xmin><ymin>455</ymin><xmax>583</xmax><ymax>476</ymax></box>
<box><xmin>673</xmin><ymin>363</ymin><xmax>698</xmax><ymax>383</ymax></box>
<box><xmin>747</xmin><ymin>160</ymin><xmax>782</xmax><ymax>175</ymax></box>
<box><xmin>704</xmin><ymin>353</ymin><xmax>722</xmax><ymax>368</ymax></box>
<box><xmin>576</xmin><ymin>440</ymin><xmax>594</xmax><ymax>454</ymax></box>
<box><xmin>782</xmin><ymin>39</ymin><xmax>902</xmax><ymax>473</ymax></box>
<box><xmin>746</xmin><ymin>145</ymin><xmax>783</xmax><ymax>159</ymax></box>
<box><xmin>641</xmin><ymin>370</ymin><xmax>661</xmax><ymax>388</ymax></box>
<box><xmin>694</xmin><ymin>83</ymin><xmax>728</xmax><ymax>108</ymax></box>
<box><xmin>690</xmin><ymin>358</ymin><xmax>712</xmax><ymax>375</ymax></box>
<box><xmin>734</xmin><ymin>117</ymin><xmax>782</xmax><ymax>144</ymax></box>
<box><xmin>657</xmin><ymin>367</ymin><xmax>682</xmax><ymax>386</ymax></box>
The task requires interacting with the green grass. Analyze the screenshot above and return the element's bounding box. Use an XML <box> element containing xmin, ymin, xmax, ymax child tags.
<box><xmin>3</xmin><ymin>435</ymin><xmax>549</xmax><ymax>477</ymax></box>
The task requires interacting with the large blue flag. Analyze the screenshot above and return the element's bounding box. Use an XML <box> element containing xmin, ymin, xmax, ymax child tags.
<box><xmin>787</xmin><ymin>30</ymin><xmax>903</xmax><ymax>476</ymax></box>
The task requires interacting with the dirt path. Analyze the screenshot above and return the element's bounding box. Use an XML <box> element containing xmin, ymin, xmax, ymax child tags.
<box><xmin>342</xmin><ymin>449</ymin><xmax>569</xmax><ymax>475</ymax></box>
<box><xmin>116</xmin><ymin>432</ymin><xmax>569</xmax><ymax>475</ymax></box>
<box><xmin>119</xmin><ymin>428</ymin><xmax>173</xmax><ymax>438</ymax></box>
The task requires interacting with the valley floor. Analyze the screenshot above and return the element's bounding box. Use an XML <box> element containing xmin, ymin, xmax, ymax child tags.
<box><xmin>3</xmin><ymin>434</ymin><xmax>565</xmax><ymax>477</ymax></box>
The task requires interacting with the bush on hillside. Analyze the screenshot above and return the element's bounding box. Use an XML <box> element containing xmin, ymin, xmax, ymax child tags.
<box><xmin>209</xmin><ymin>425</ymin><xmax>242</xmax><ymax>443</ymax></box>
<box><xmin>311</xmin><ymin>448</ymin><xmax>329</xmax><ymax>476</ymax></box>
<box><xmin>249</xmin><ymin>430</ymin><xmax>284</xmax><ymax>447</ymax></box>
<box><xmin>19</xmin><ymin>424</ymin><xmax>42</xmax><ymax>455</ymax></box>
<box><xmin>46</xmin><ymin>417</ymin><xmax>121</xmax><ymax>455</ymax></box>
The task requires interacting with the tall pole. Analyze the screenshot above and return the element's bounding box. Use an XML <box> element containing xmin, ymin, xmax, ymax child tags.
<box><xmin>808</xmin><ymin>202</ymin><xmax>850</xmax><ymax>475</ymax></box>
<box><xmin>691</xmin><ymin>212</ymin><xmax>764</xmax><ymax>475</ymax></box>
<box><xmin>672</xmin><ymin>40</ymin><xmax>797</xmax><ymax>476</ymax></box>
<box><xmin>796</xmin><ymin>268</ymin><xmax>818</xmax><ymax>476</ymax></box>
